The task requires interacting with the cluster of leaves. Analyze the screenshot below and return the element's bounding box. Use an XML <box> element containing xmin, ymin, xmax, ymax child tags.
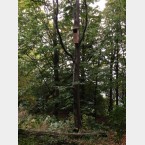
<box><xmin>109</xmin><ymin>106</ymin><xmax>126</xmax><ymax>139</ymax></box>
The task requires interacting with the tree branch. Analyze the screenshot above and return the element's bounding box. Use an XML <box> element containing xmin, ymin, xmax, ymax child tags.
<box><xmin>54</xmin><ymin>0</ymin><xmax>73</xmax><ymax>60</ymax></box>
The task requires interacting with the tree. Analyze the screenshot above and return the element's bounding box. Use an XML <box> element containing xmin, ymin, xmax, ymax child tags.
<box><xmin>18</xmin><ymin>0</ymin><xmax>126</xmax><ymax>131</ymax></box>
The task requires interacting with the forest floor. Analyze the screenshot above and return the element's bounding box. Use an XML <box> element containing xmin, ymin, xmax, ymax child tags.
<box><xmin>19</xmin><ymin>129</ymin><xmax>126</xmax><ymax>145</ymax></box>
<box><xmin>18</xmin><ymin>108</ymin><xmax>126</xmax><ymax>145</ymax></box>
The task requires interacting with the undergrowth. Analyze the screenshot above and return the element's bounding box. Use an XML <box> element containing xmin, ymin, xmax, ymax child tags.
<box><xmin>19</xmin><ymin>106</ymin><xmax>125</xmax><ymax>145</ymax></box>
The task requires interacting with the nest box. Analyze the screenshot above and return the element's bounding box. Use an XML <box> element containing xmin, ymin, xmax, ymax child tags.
<box><xmin>73</xmin><ymin>27</ymin><xmax>79</xmax><ymax>44</ymax></box>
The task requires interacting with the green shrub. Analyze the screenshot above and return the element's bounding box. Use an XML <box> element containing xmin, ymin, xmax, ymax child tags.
<box><xmin>109</xmin><ymin>106</ymin><xmax>126</xmax><ymax>139</ymax></box>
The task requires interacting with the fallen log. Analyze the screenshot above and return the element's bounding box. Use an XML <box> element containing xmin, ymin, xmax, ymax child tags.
<box><xmin>18</xmin><ymin>128</ymin><xmax>107</xmax><ymax>137</ymax></box>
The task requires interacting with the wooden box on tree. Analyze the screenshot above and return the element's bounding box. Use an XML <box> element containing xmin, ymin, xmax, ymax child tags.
<box><xmin>73</xmin><ymin>27</ymin><xmax>79</xmax><ymax>44</ymax></box>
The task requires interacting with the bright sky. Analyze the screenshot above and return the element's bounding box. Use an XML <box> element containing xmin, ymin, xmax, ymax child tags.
<box><xmin>91</xmin><ymin>0</ymin><xmax>107</xmax><ymax>11</ymax></box>
<box><xmin>98</xmin><ymin>0</ymin><xmax>107</xmax><ymax>11</ymax></box>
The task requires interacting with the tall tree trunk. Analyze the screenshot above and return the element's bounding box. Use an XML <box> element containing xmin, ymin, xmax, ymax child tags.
<box><xmin>115</xmin><ymin>46</ymin><xmax>119</xmax><ymax>106</ymax></box>
<box><xmin>53</xmin><ymin>0</ymin><xmax>59</xmax><ymax>117</ymax></box>
<box><xmin>80</xmin><ymin>9</ymin><xmax>86</xmax><ymax>108</ymax></box>
<box><xmin>109</xmin><ymin>52</ymin><xmax>114</xmax><ymax>112</ymax></box>
<box><xmin>73</xmin><ymin>43</ymin><xmax>82</xmax><ymax>129</ymax></box>
<box><xmin>73</xmin><ymin>0</ymin><xmax>82</xmax><ymax>130</ymax></box>
<box><xmin>80</xmin><ymin>39</ymin><xmax>85</xmax><ymax>101</ymax></box>
<box><xmin>121</xmin><ymin>68</ymin><xmax>126</xmax><ymax>105</ymax></box>
<box><xmin>94</xmin><ymin>59</ymin><xmax>100</xmax><ymax>120</ymax></box>
<box><xmin>53</xmin><ymin>46</ymin><xmax>59</xmax><ymax>117</ymax></box>
<box><xmin>94</xmin><ymin>75</ymin><xmax>98</xmax><ymax>120</ymax></box>
<box><xmin>115</xmin><ymin>23</ymin><xmax>120</xmax><ymax>106</ymax></box>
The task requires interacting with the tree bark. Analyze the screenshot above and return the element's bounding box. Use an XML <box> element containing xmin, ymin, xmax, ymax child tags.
<box><xmin>80</xmin><ymin>38</ymin><xmax>85</xmax><ymax>101</ymax></box>
<box><xmin>73</xmin><ymin>43</ymin><xmax>82</xmax><ymax>129</ymax></box>
<box><xmin>73</xmin><ymin>0</ymin><xmax>82</xmax><ymax>130</ymax></box>
<box><xmin>109</xmin><ymin>52</ymin><xmax>114</xmax><ymax>112</ymax></box>
<box><xmin>53</xmin><ymin>46</ymin><xmax>59</xmax><ymax>117</ymax></box>
<box><xmin>53</xmin><ymin>0</ymin><xmax>59</xmax><ymax>117</ymax></box>
<box><xmin>94</xmin><ymin>75</ymin><xmax>98</xmax><ymax>120</ymax></box>
<box><xmin>115</xmin><ymin>46</ymin><xmax>119</xmax><ymax>106</ymax></box>
<box><xmin>94</xmin><ymin>59</ymin><xmax>100</xmax><ymax>120</ymax></box>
